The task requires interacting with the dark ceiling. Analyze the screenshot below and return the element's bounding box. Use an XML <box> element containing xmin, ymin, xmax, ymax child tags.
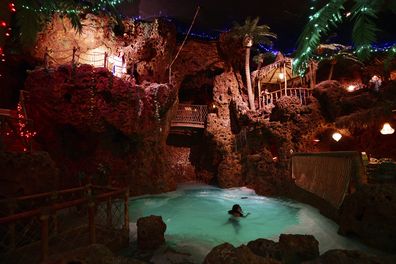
<box><xmin>118</xmin><ymin>0</ymin><xmax>396</xmax><ymax>51</ymax></box>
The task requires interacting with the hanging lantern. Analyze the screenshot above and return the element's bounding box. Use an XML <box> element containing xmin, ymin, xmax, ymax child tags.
<box><xmin>332</xmin><ymin>132</ymin><xmax>342</xmax><ymax>142</ymax></box>
<box><xmin>380</xmin><ymin>123</ymin><xmax>395</xmax><ymax>135</ymax></box>
<box><xmin>278</xmin><ymin>72</ymin><xmax>284</xmax><ymax>80</ymax></box>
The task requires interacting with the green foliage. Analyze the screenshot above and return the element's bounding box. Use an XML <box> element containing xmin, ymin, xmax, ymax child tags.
<box><xmin>294</xmin><ymin>0</ymin><xmax>345</xmax><ymax>75</ymax></box>
<box><xmin>294</xmin><ymin>0</ymin><xmax>392</xmax><ymax>74</ymax></box>
<box><xmin>229</xmin><ymin>17</ymin><xmax>276</xmax><ymax>46</ymax></box>
<box><xmin>4</xmin><ymin>0</ymin><xmax>132</xmax><ymax>50</ymax></box>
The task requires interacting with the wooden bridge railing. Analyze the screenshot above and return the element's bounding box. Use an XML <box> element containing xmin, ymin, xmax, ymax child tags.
<box><xmin>260</xmin><ymin>87</ymin><xmax>313</xmax><ymax>108</ymax></box>
<box><xmin>170</xmin><ymin>104</ymin><xmax>208</xmax><ymax>129</ymax></box>
<box><xmin>44</xmin><ymin>47</ymin><xmax>126</xmax><ymax>77</ymax></box>
<box><xmin>0</xmin><ymin>185</ymin><xmax>129</xmax><ymax>264</ymax></box>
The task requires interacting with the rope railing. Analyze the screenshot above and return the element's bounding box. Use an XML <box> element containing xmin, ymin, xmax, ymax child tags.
<box><xmin>170</xmin><ymin>104</ymin><xmax>208</xmax><ymax>129</ymax></box>
<box><xmin>260</xmin><ymin>87</ymin><xmax>313</xmax><ymax>107</ymax></box>
<box><xmin>43</xmin><ymin>47</ymin><xmax>127</xmax><ymax>78</ymax></box>
<box><xmin>0</xmin><ymin>185</ymin><xmax>129</xmax><ymax>264</ymax></box>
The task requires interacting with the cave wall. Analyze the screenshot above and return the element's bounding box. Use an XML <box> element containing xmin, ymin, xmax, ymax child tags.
<box><xmin>33</xmin><ymin>14</ymin><xmax>176</xmax><ymax>84</ymax></box>
<box><xmin>25</xmin><ymin>64</ymin><xmax>177</xmax><ymax>195</ymax></box>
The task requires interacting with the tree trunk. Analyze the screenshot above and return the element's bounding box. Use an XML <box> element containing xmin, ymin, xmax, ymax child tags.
<box><xmin>328</xmin><ymin>60</ymin><xmax>336</xmax><ymax>80</ymax></box>
<box><xmin>245</xmin><ymin>47</ymin><xmax>255</xmax><ymax>110</ymax></box>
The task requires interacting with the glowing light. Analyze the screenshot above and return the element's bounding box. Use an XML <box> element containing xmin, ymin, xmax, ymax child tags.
<box><xmin>272</xmin><ymin>157</ymin><xmax>278</xmax><ymax>162</ymax></box>
<box><xmin>212</xmin><ymin>104</ymin><xmax>216</xmax><ymax>109</ymax></box>
<box><xmin>0</xmin><ymin>21</ymin><xmax>6</xmax><ymax>27</ymax></box>
<box><xmin>278</xmin><ymin>73</ymin><xmax>285</xmax><ymax>80</ymax></box>
<box><xmin>345</xmin><ymin>12</ymin><xmax>351</xmax><ymax>17</ymax></box>
<box><xmin>346</xmin><ymin>85</ymin><xmax>356</xmax><ymax>92</ymax></box>
<box><xmin>313</xmin><ymin>139</ymin><xmax>320</xmax><ymax>142</ymax></box>
<box><xmin>380</xmin><ymin>123</ymin><xmax>395</xmax><ymax>135</ymax></box>
<box><xmin>332</xmin><ymin>132</ymin><xmax>342</xmax><ymax>142</ymax></box>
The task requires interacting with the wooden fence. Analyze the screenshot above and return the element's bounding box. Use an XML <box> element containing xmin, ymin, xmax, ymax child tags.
<box><xmin>0</xmin><ymin>185</ymin><xmax>129</xmax><ymax>264</ymax></box>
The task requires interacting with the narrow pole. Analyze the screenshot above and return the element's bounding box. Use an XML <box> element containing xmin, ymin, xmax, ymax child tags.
<box><xmin>258</xmin><ymin>81</ymin><xmax>261</xmax><ymax>108</ymax></box>
<box><xmin>40</xmin><ymin>211</ymin><xmax>49</xmax><ymax>262</ymax></box>
<box><xmin>88</xmin><ymin>201</ymin><xmax>96</xmax><ymax>244</ymax></box>
<box><xmin>123</xmin><ymin>188</ymin><xmax>129</xmax><ymax>232</ymax></box>
<box><xmin>72</xmin><ymin>47</ymin><xmax>77</xmax><ymax>65</ymax></box>
<box><xmin>168</xmin><ymin>6</ymin><xmax>200</xmax><ymax>84</ymax></box>
<box><xmin>284</xmin><ymin>63</ymin><xmax>287</xmax><ymax>94</ymax></box>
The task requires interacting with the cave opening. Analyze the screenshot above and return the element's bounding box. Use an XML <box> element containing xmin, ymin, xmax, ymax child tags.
<box><xmin>166</xmin><ymin>69</ymin><xmax>222</xmax><ymax>184</ymax></box>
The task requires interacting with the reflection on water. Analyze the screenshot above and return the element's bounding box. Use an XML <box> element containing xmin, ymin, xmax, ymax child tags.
<box><xmin>128</xmin><ymin>184</ymin><xmax>376</xmax><ymax>263</ymax></box>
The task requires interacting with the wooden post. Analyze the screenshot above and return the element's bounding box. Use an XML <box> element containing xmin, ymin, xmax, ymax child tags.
<box><xmin>123</xmin><ymin>189</ymin><xmax>129</xmax><ymax>232</ymax></box>
<box><xmin>88</xmin><ymin>200</ymin><xmax>96</xmax><ymax>244</ymax></box>
<box><xmin>104</xmin><ymin>52</ymin><xmax>108</xmax><ymax>68</ymax></box>
<box><xmin>258</xmin><ymin>81</ymin><xmax>261</xmax><ymax>109</ymax></box>
<box><xmin>8</xmin><ymin>200</ymin><xmax>16</xmax><ymax>250</ymax></box>
<box><xmin>40</xmin><ymin>211</ymin><xmax>49</xmax><ymax>262</ymax></box>
<box><xmin>51</xmin><ymin>192</ymin><xmax>58</xmax><ymax>235</ymax></box>
<box><xmin>106</xmin><ymin>197</ymin><xmax>112</xmax><ymax>227</ymax></box>
<box><xmin>284</xmin><ymin>63</ymin><xmax>287</xmax><ymax>95</ymax></box>
<box><xmin>72</xmin><ymin>47</ymin><xmax>77</xmax><ymax>65</ymax></box>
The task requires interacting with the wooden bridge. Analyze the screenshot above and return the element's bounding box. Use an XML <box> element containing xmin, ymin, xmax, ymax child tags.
<box><xmin>170</xmin><ymin>104</ymin><xmax>208</xmax><ymax>129</ymax></box>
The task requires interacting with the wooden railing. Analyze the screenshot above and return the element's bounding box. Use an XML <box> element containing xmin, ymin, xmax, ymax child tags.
<box><xmin>260</xmin><ymin>87</ymin><xmax>313</xmax><ymax>108</ymax></box>
<box><xmin>0</xmin><ymin>185</ymin><xmax>129</xmax><ymax>264</ymax></box>
<box><xmin>43</xmin><ymin>47</ymin><xmax>126</xmax><ymax>77</ymax></box>
<box><xmin>170</xmin><ymin>104</ymin><xmax>208</xmax><ymax>129</ymax></box>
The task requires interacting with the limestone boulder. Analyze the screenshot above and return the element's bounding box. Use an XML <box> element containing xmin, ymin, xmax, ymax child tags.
<box><xmin>338</xmin><ymin>184</ymin><xmax>396</xmax><ymax>252</ymax></box>
<box><xmin>137</xmin><ymin>215</ymin><xmax>167</xmax><ymax>251</ymax></box>
<box><xmin>203</xmin><ymin>243</ymin><xmax>280</xmax><ymax>264</ymax></box>
<box><xmin>0</xmin><ymin>151</ymin><xmax>58</xmax><ymax>197</ymax></box>
<box><xmin>278</xmin><ymin>234</ymin><xmax>319</xmax><ymax>264</ymax></box>
<box><xmin>304</xmin><ymin>249</ymin><xmax>391</xmax><ymax>264</ymax></box>
<box><xmin>247</xmin><ymin>238</ymin><xmax>281</xmax><ymax>261</ymax></box>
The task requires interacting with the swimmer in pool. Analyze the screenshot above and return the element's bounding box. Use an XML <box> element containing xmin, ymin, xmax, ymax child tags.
<box><xmin>228</xmin><ymin>204</ymin><xmax>250</xmax><ymax>218</ymax></box>
<box><xmin>226</xmin><ymin>204</ymin><xmax>250</xmax><ymax>234</ymax></box>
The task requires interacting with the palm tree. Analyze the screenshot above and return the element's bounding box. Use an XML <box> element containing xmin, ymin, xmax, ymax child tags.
<box><xmin>1</xmin><ymin>0</ymin><xmax>131</xmax><ymax>49</ymax></box>
<box><xmin>316</xmin><ymin>44</ymin><xmax>362</xmax><ymax>80</ymax></box>
<box><xmin>229</xmin><ymin>17</ymin><xmax>276</xmax><ymax>111</ymax></box>
<box><xmin>294</xmin><ymin>0</ymin><xmax>396</xmax><ymax>75</ymax></box>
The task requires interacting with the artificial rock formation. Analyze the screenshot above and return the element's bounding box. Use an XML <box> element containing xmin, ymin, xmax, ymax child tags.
<box><xmin>137</xmin><ymin>215</ymin><xmax>167</xmax><ymax>251</ymax></box>
<box><xmin>25</xmin><ymin>64</ymin><xmax>177</xmax><ymax>194</ymax></box>
<box><xmin>0</xmin><ymin>151</ymin><xmax>58</xmax><ymax>197</ymax></box>
<box><xmin>203</xmin><ymin>243</ymin><xmax>280</xmax><ymax>264</ymax></box>
<box><xmin>34</xmin><ymin>14</ymin><xmax>176</xmax><ymax>84</ymax></box>
<box><xmin>338</xmin><ymin>184</ymin><xmax>396</xmax><ymax>252</ymax></box>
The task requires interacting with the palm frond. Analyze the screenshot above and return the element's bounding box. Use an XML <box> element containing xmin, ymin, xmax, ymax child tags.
<box><xmin>229</xmin><ymin>17</ymin><xmax>276</xmax><ymax>46</ymax></box>
<box><xmin>350</xmin><ymin>0</ymin><xmax>383</xmax><ymax>58</ymax></box>
<box><xmin>294</xmin><ymin>0</ymin><xmax>346</xmax><ymax>74</ymax></box>
<box><xmin>15</xmin><ymin>2</ymin><xmax>41</xmax><ymax>49</ymax></box>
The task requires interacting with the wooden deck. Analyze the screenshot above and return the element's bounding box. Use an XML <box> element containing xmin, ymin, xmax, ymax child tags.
<box><xmin>170</xmin><ymin>104</ymin><xmax>208</xmax><ymax>129</ymax></box>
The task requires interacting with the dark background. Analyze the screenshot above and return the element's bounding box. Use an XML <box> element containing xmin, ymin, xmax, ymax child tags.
<box><xmin>118</xmin><ymin>0</ymin><xmax>396</xmax><ymax>51</ymax></box>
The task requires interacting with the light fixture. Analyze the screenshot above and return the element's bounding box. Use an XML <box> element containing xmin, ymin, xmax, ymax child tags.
<box><xmin>380</xmin><ymin>123</ymin><xmax>395</xmax><ymax>135</ymax></box>
<box><xmin>346</xmin><ymin>85</ymin><xmax>356</xmax><ymax>92</ymax></box>
<box><xmin>278</xmin><ymin>73</ymin><xmax>284</xmax><ymax>80</ymax></box>
<box><xmin>332</xmin><ymin>132</ymin><xmax>342</xmax><ymax>142</ymax></box>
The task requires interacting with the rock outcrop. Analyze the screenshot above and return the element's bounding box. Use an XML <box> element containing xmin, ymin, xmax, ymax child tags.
<box><xmin>0</xmin><ymin>151</ymin><xmax>58</xmax><ymax>197</ymax></box>
<box><xmin>34</xmin><ymin>14</ymin><xmax>176</xmax><ymax>84</ymax></box>
<box><xmin>338</xmin><ymin>184</ymin><xmax>396</xmax><ymax>252</ymax></box>
<box><xmin>203</xmin><ymin>243</ymin><xmax>280</xmax><ymax>264</ymax></box>
<box><xmin>25</xmin><ymin>64</ymin><xmax>177</xmax><ymax>194</ymax></box>
<box><xmin>137</xmin><ymin>215</ymin><xmax>167</xmax><ymax>251</ymax></box>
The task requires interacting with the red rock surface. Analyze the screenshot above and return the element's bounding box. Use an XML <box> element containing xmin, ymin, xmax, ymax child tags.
<box><xmin>25</xmin><ymin>64</ymin><xmax>177</xmax><ymax>194</ymax></box>
<box><xmin>0</xmin><ymin>151</ymin><xmax>58</xmax><ymax>197</ymax></box>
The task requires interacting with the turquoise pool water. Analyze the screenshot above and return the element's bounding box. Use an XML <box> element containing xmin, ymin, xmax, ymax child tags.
<box><xmin>128</xmin><ymin>184</ymin><xmax>375</xmax><ymax>262</ymax></box>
